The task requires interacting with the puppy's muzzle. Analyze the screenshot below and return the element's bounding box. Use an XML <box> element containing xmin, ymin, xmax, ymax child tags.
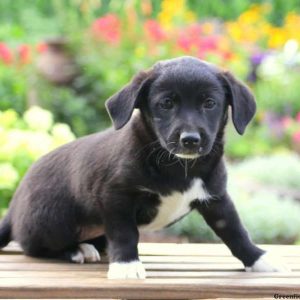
<box><xmin>179</xmin><ymin>132</ymin><xmax>201</xmax><ymax>151</ymax></box>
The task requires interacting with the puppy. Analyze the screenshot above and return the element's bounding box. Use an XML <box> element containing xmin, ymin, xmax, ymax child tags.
<box><xmin>0</xmin><ymin>56</ymin><xmax>287</xmax><ymax>278</ymax></box>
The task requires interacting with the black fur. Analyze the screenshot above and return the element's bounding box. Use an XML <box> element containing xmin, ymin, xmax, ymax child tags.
<box><xmin>0</xmin><ymin>56</ymin><xmax>263</xmax><ymax>268</ymax></box>
<box><xmin>0</xmin><ymin>213</ymin><xmax>11</xmax><ymax>248</ymax></box>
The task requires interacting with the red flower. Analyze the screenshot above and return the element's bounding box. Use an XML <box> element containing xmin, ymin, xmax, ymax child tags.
<box><xmin>18</xmin><ymin>44</ymin><xmax>31</xmax><ymax>64</ymax></box>
<box><xmin>177</xmin><ymin>25</ymin><xmax>221</xmax><ymax>57</ymax></box>
<box><xmin>177</xmin><ymin>24</ymin><xmax>203</xmax><ymax>53</ymax></box>
<box><xmin>222</xmin><ymin>51</ymin><xmax>234</xmax><ymax>61</ymax></box>
<box><xmin>144</xmin><ymin>19</ymin><xmax>166</xmax><ymax>42</ymax></box>
<box><xmin>292</xmin><ymin>131</ymin><xmax>300</xmax><ymax>143</ymax></box>
<box><xmin>36</xmin><ymin>42</ymin><xmax>48</xmax><ymax>53</ymax></box>
<box><xmin>0</xmin><ymin>43</ymin><xmax>13</xmax><ymax>64</ymax></box>
<box><xmin>92</xmin><ymin>14</ymin><xmax>121</xmax><ymax>45</ymax></box>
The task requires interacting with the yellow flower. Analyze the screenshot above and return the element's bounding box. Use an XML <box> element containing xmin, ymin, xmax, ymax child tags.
<box><xmin>202</xmin><ymin>22</ymin><xmax>215</xmax><ymax>35</ymax></box>
<box><xmin>158</xmin><ymin>0</ymin><xmax>195</xmax><ymax>30</ymax></box>
<box><xmin>226</xmin><ymin>22</ymin><xmax>243</xmax><ymax>41</ymax></box>
<box><xmin>184</xmin><ymin>11</ymin><xmax>196</xmax><ymax>23</ymax></box>
<box><xmin>284</xmin><ymin>12</ymin><xmax>300</xmax><ymax>43</ymax></box>
<box><xmin>238</xmin><ymin>9</ymin><xmax>260</xmax><ymax>24</ymax></box>
<box><xmin>268</xmin><ymin>27</ymin><xmax>287</xmax><ymax>48</ymax></box>
<box><xmin>218</xmin><ymin>36</ymin><xmax>231</xmax><ymax>52</ymax></box>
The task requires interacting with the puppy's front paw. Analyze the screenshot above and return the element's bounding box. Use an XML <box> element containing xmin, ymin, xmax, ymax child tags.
<box><xmin>245</xmin><ymin>252</ymin><xmax>290</xmax><ymax>272</ymax></box>
<box><xmin>107</xmin><ymin>260</ymin><xmax>146</xmax><ymax>279</ymax></box>
<box><xmin>70</xmin><ymin>243</ymin><xmax>101</xmax><ymax>264</ymax></box>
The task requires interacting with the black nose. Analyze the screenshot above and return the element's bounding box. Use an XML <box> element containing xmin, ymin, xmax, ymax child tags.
<box><xmin>180</xmin><ymin>132</ymin><xmax>201</xmax><ymax>149</ymax></box>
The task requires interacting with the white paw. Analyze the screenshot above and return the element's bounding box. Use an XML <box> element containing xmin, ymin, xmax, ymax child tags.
<box><xmin>245</xmin><ymin>252</ymin><xmax>290</xmax><ymax>272</ymax></box>
<box><xmin>70</xmin><ymin>243</ymin><xmax>101</xmax><ymax>264</ymax></box>
<box><xmin>107</xmin><ymin>260</ymin><xmax>146</xmax><ymax>279</ymax></box>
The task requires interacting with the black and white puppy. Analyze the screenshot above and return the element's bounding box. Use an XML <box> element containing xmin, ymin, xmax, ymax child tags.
<box><xmin>0</xmin><ymin>56</ymin><xmax>287</xmax><ymax>278</ymax></box>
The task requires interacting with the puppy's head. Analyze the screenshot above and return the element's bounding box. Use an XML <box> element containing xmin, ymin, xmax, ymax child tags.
<box><xmin>106</xmin><ymin>56</ymin><xmax>256</xmax><ymax>159</ymax></box>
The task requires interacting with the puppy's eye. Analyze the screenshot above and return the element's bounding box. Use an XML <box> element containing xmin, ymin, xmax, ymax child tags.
<box><xmin>203</xmin><ymin>99</ymin><xmax>216</xmax><ymax>109</ymax></box>
<box><xmin>159</xmin><ymin>98</ymin><xmax>174</xmax><ymax>110</ymax></box>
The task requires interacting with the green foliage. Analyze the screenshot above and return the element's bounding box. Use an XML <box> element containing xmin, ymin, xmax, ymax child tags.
<box><xmin>36</xmin><ymin>78</ymin><xmax>110</xmax><ymax>136</ymax></box>
<box><xmin>254</xmin><ymin>70</ymin><xmax>300</xmax><ymax>116</ymax></box>
<box><xmin>0</xmin><ymin>107</ymin><xmax>75</xmax><ymax>216</ymax></box>
<box><xmin>0</xmin><ymin>65</ymin><xmax>28</xmax><ymax>114</ymax></box>
<box><xmin>169</xmin><ymin>159</ymin><xmax>300</xmax><ymax>244</ymax></box>
<box><xmin>234</xmin><ymin>192</ymin><xmax>300</xmax><ymax>244</ymax></box>
<box><xmin>231</xmin><ymin>153</ymin><xmax>300</xmax><ymax>189</ymax></box>
<box><xmin>225</xmin><ymin>122</ymin><xmax>277</xmax><ymax>159</ymax></box>
<box><xmin>188</xmin><ymin>0</ymin><xmax>300</xmax><ymax>25</ymax></box>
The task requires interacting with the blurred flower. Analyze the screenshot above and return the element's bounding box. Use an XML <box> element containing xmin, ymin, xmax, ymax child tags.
<box><xmin>251</xmin><ymin>52</ymin><xmax>268</xmax><ymax>65</ymax></box>
<box><xmin>281</xmin><ymin>116</ymin><xmax>293</xmax><ymax>129</ymax></box>
<box><xmin>283</xmin><ymin>39</ymin><xmax>299</xmax><ymax>64</ymax></box>
<box><xmin>36</xmin><ymin>42</ymin><xmax>48</xmax><ymax>53</ymax></box>
<box><xmin>268</xmin><ymin>27</ymin><xmax>286</xmax><ymax>49</ymax></box>
<box><xmin>23</xmin><ymin>106</ymin><xmax>53</xmax><ymax>132</ymax></box>
<box><xmin>284</xmin><ymin>12</ymin><xmax>300</xmax><ymax>45</ymax></box>
<box><xmin>51</xmin><ymin>123</ymin><xmax>75</xmax><ymax>147</ymax></box>
<box><xmin>0</xmin><ymin>110</ymin><xmax>18</xmax><ymax>128</ymax></box>
<box><xmin>292</xmin><ymin>131</ymin><xmax>300</xmax><ymax>143</ymax></box>
<box><xmin>176</xmin><ymin>23</ymin><xmax>228</xmax><ymax>61</ymax></box>
<box><xmin>92</xmin><ymin>14</ymin><xmax>121</xmax><ymax>45</ymax></box>
<box><xmin>247</xmin><ymin>52</ymin><xmax>268</xmax><ymax>82</ymax></box>
<box><xmin>18</xmin><ymin>130</ymin><xmax>53</xmax><ymax>159</ymax></box>
<box><xmin>258</xmin><ymin>55</ymin><xmax>285</xmax><ymax>78</ymax></box>
<box><xmin>158</xmin><ymin>0</ymin><xmax>196</xmax><ymax>30</ymax></box>
<box><xmin>177</xmin><ymin>24</ymin><xmax>203</xmax><ymax>52</ymax></box>
<box><xmin>201</xmin><ymin>22</ymin><xmax>215</xmax><ymax>35</ymax></box>
<box><xmin>144</xmin><ymin>19</ymin><xmax>166</xmax><ymax>42</ymax></box>
<box><xmin>226</xmin><ymin>4</ymin><xmax>276</xmax><ymax>48</ymax></box>
<box><xmin>296</xmin><ymin>112</ymin><xmax>300</xmax><ymax>123</ymax></box>
<box><xmin>0</xmin><ymin>163</ymin><xmax>19</xmax><ymax>189</ymax></box>
<box><xmin>141</xmin><ymin>0</ymin><xmax>152</xmax><ymax>17</ymax></box>
<box><xmin>18</xmin><ymin>44</ymin><xmax>31</xmax><ymax>64</ymax></box>
<box><xmin>0</xmin><ymin>43</ymin><xmax>13</xmax><ymax>64</ymax></box>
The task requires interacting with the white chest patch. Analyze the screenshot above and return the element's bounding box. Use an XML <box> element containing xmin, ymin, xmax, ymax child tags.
<box><xmin>140</xmin><ymin>178</ymin><xmax>210</xmax><ymax>232</ymax></box>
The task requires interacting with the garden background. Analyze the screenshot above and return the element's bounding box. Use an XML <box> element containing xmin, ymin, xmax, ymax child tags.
<box><xmin>1</xmin><ymin>0</ymin><xmax>300</xmax><ymax>245</ymax></box>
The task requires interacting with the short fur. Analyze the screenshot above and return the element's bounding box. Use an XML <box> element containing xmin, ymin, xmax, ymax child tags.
<box><xmin>0</xmin><ymin>56</ymin><xmax>266</xmax><ymax>272</ymax></box>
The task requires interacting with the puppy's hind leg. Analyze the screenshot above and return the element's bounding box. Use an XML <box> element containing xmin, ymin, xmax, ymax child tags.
<box><xmin>83</xmin><ymin>235</ymin><xmax>107</xmax><ymax>255</ymax></box>
<box><xmin>63</xmin><ymin>243</ymin><xmax>101</xmax><ymax>264</ymax></box>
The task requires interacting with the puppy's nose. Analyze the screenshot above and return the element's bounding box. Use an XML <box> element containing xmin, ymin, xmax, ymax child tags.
<box><xmin>180</xmin><ymin>132</ymin><xmax>201</xmax><ymax>149</ymax></box>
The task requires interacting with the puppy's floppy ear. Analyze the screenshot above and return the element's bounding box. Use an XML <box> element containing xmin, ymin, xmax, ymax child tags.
<box><xmin>105</xmin><ymin>70</ymin><xmax>153</xmax><ymax>130</ymax></box>
<box><xmin>220</xmin><ymin>71</ymin><xmax>256</xmax><ymax>135</ymax></box>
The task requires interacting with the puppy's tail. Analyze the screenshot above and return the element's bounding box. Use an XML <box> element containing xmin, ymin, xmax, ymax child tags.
<box><xmin>0</xmin><ymin>213</ymin><xmax>11</xmax><ymax>249</ymax></box>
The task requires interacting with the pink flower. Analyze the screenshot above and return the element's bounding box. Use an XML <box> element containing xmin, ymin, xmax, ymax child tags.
<box><xmin>200</xmin><ymin>36</ymin><xmax>219</xmax><ymax>51</ymax></box>
<box><xmin>0</xmin><ymin>43</ymin><xmax>13</xmax><ymax>64</ymax></box>
<box><xmin>92</xmin><ymin>14</ymin><xmax>121</xmax><ymax>45</ymax></box>
<box><xmin>296</xmin><ymin>112</ymin><xmax>300</xmax><ymax>123</ymax></box>
<box><xmin>292</xmin><ymin>131</ymin><xmax>300</xmax><ymax>143</ymax></box>
<box><xmin>36</xmin><ymin>42</ymin><xmax>48</xmax><ymax>53</ymax></box>
<box><xmin>18</xmin><ymin>44</ymin><xmax>31</xmax><ymax>64</ymax></box>
<box><xmin>144</xmin><ymin>19</ymin><xmax>166</xmax><ymax>42</ymax></box>
<box><xmin>281</xmin><ymin>116</ymin><xmax>293</xmax><ymax>129</ymax></box>
<box><xmin>177</xmin><ymin>35</ymin><xmax>192</xmax><ymax>52</ymax></box>
<box><xmin>177</xmin><ymin>24</ymin><xmax>202</xmax><ymax>53</ymax></box>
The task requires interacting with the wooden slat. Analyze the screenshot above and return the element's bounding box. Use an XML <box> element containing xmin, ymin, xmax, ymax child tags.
<box><xmin>139</xmin><ymin>243</ymin><xmax>300</xmax><ymax>256</ymax></box>
<box><xmin>0</xmin><ymin>243</ymin><xmax>300</xmax><ymax>299</ymax></box>
<box><xmin>3</xmin><ymin>241</ymin><xmax>300</xmax><ymax>256</ymax></box>
<box><xmin>0</xmin><ymin>277</ymin><xmax>300</xmax><ymax>299</ymax></box>
<box><xmin>0</xmin><ymin>270</ymin><xmax>300</xmax><ymax>279</ymax></box>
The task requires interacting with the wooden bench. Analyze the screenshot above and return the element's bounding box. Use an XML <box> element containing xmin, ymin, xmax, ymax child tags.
<box><xmin>0</xmin><ymin>242</ymin><xmax>299</xmax><ymax>299</ymax></box>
